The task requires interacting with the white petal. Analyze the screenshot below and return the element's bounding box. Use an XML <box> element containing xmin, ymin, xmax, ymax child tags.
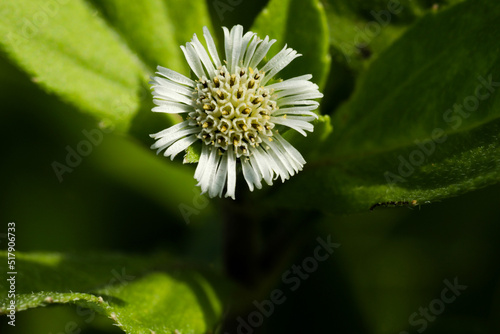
<box><xmin>259</xmin><ymin>46</ymin><xmax>296</xmax><ymax>73</ymax></box>
<box><xmin>260</xmin><ymin>46</ymin><xmax>301</xmax><ymax>85</ymax></box>
<box><xmin>277</xmin><ymin>92</ymin><xmax>324</xmax><ymax>106</ymax></box>
<box><xmin>279</xmin><ymin>100</ymin><xmax>320</xmax><ymax>108</ymax></box>
<box><xmin>194</xmin><ymin>145</ymin><xmax>210</xmax><ymax>181</ymax></box>
<box><xmin>150</xmin><ymin>76</ymin><xmax>193</xmax><ymax>97</ymax></box>
<box><xmin>266</xmin><ymin>139</ymin><xmax>297</xmax><ymax>175</ymax></box>
<box><xmin>287</xmin><ymin>74</ymin><xmax>313</xmax><ymax>82</ymax></box>
<box><xmin>279</xmin><ymin>114</ymin><xmax>318</xmax><ymax>122</ymax></box>
<box><xmin>164</xmin><ymin>135</ymin><xmax>199</xmax><ymax>160</ymax></box>
<box><xmin>250</xmin><ymin>148</ymin><xmax>273</xmax><ymax>186</ymax></box>
<box><xmin>156</xmin><ymin>66</ymin><xmax>194</xmax><ymax>87</ymax></box>
<box><xmin>248</xmin><ymin>36</ymin><xmax>276</xmax><ymax>70</ymax></box>
<box><xmin>271</xmin><ymin>139</ymin><xmax>303</xmax><ymax>173</ymax></box>
<box><xmin>272</xmin><ymin>110</ymin><xmax>318</xmax><ymax>120</ymax></box>
<box><xmin>208</xmin><ymin>153</ymin><xmax>223</xmax><ymax>198</ymax></box>
<box><xmin>225</xmin><ymin>146</ymin><xmax>237</xmax><ymax>199</ymax></box>
<box><xmin>181</xmin><ymin>43</ymin><xmax>205</xmax><ymax>78</ymax></box>
<box><xmin>213</xmin><ymin>151</ymin><xmax>229</xmax><ymax>197</ymax></box>
<box><xmin>256</xmin><ymin>146</ymin><xmax>285</xmax><ymax>181</ymax></box>
<box><xmin>203</xmin><ymin>26</ymin><xmax>221</xmax><ymax>68</ymax></box>
<box><xmin>241</xmin><ymin>158</ymin><xmax>262</xmax><ymax>191</ymax></box>
<box><xmin>191</xmin><ymin>34</ymin><xmax>216</xmax><ymax>76</ymax></box>
<box><xmin>151</xmin><ymin>127</ymin><xmax>199</xmax><ymax>150</ymax></box>
<box><xmin>270</xmin><ymin>117</ymin><xmax>314</xmax><ymax>136</ymax></box>
<box><xmin>266</xmin><ymin>79</ymin><xmax>317</xmax><ymax>93</ymax></box>
<box><xmin>257</xmin><ymin>141</ymin><xmax>288</xmax><ymax>181</ymax></box>
<box><xmin>223</xmin><ymin>27</ymin><xmax>233</xmax><ymax>71</ymax></box>
<box><xmin>152</xmin><ymin>103</ymin><xmax>193</xmax><ymax>114</ymax></box>
<box><xmin>230</xmin><ymin>25</ymin><xmax>244</xmax><ymax>72</ymax></box>
<box><xmin>240</xmin><ymin>31</ymin><xmax>255</xmax><ymax>64</ymax></box>
<box><xmin>152</xmin><ymin>86</ymin><xmax>195</xmax><ymax>106</ymax></box>
<box><xmin>197</xmin><ymin>147</ymin><xmax>218</xmax><ymax>195</ymax></box>
<box><xmin>243</xmin><ymin>35</ymin><xmax>260</xmax><ymax>68</ymax></box>
<box><xmin>262</xmin><ymin>144</ymin><xmax>292</xmax><ymax>181</ymax></box>
<box><xmin>274</xmin><ymin>84</ymin><xmax>320</xmax><ymax>99</ymax></box>
<box><xmin>274</xmin><ymin>133</ymin><xmax>306</xmax><ymax>165</ymax></box>
<box><xmin>272</xmin><ymin>106</ymin><xmax>319</xmax><ymax>116</ymax></box>
<box><xmin>150</xmin><ymin>120</ymin><xmax>190</xmax><ymax>138</ymax></box>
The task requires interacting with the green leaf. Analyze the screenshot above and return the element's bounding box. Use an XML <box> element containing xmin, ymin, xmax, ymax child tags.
<box><xmin>324</xmin><ymin>0</ymin><xmax>419</xmax><ymax>72</ymax></box>
<box><xmin>323</xmin><ymin>0</ymin><xmax>465</xmax><ymax>72</ymax></box>
<box><xmin>87</xmin><ymin>0</ymin><xmax>214</xmax><ymax>75</ymax></box>
<box><xmin>86</xmin><ymin>0</ymin><xmax>186</xmax><ymax>74</ymax></box>
<box><xmin>268</xmin><ymin>0</ymin><xmax>500</xmax><ymax>214</ymax></box>
<box><xmin>0</xmin><ymin>0</ymin><xmax>145</xmax><ymax>132</ymax></box>
<box><xmin>163</xmin><ymin>0</ymin><xmax>215</xmax><ymax>53</ymax></box>
<box><xmin>251</xmin><ymin>0</ymin><xmax>331</xmax><ymax>89</ymax></box>
<box><xmin>184</xmin><ymin>142</ymin><xmax>203</xmax><ymax>164</ymax></box>
<box><xmin>0</xmin><ymin>252</ymin><xmax>225</xmax><ymax>334</ymax></box>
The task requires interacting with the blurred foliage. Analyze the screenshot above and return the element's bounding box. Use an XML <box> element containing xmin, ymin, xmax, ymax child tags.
<box><xmin>0</xmin><ymin>0</ymin><xmax>499</xmax><ymax>333</ymax></box>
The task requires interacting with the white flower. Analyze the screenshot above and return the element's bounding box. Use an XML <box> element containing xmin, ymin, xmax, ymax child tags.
<box><xmin>150</xmin><ymin>25</ymin><xmax>323</xmax><ymax>199</ymax></box>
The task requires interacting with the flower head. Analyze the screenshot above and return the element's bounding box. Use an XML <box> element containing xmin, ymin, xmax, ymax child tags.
<box><xmin>150</xmin><ymin>25</ymin><xmax>323</xmax><ymax>199</ymax></box>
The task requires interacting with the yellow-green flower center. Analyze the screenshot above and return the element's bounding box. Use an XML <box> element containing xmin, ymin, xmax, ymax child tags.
<box><xmin>189</xmin><ymin>66</ymin><xmax>277</xmax><ymax>157</ymax></box>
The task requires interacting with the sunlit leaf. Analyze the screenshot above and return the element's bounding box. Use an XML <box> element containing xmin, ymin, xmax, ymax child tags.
<box><xmin>0</xmin><ymin>252</ymin><xmax>225</xmax><ymax>334</ymax></box>
<box><xmin>0</xmin><ymin>0</ymin><xmax>145</xmax><ymax>131</ymax></box>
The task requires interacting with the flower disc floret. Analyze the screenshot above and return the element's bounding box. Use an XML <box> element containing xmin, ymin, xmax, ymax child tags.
<box><xmin>189</xmin><ymin>66</ymin><xmax>276</xmax><ymax>158</ymax></box>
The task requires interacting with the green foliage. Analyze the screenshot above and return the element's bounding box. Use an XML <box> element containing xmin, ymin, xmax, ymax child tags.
<box><xmin>87</xmin><ymin>0</ymin><xmax>214</xmax><ymax>75</ymax></box>
<box><xmin>251</xmin><ymin>0</ymin><xmax>331</xmax><ymax>89</ymax></box>
<box><xmin>270</xmin><ymin>0</ymin><xmax>500</xmax><ymax>213</ymax></box>
<box><xmin>0</xmin><ymin>0</ymin><xmax>143</xmax><ymax>132</ymax></box>
<box><xmin>86</xmin><ymin>0</ymin><xmax>186</xmax><ymax>74</ymax></box>
<box><xmin>0</xmin><ymin>252</ymin><xmax>224</xmax><ymax>334</ymax></box>
<box><xmin>324</xmin><ymin>0</ymin><xmax>408</xmax><ymax>71</ymax></box>
<box><xmin>162</xmin><ymin>0</ymin><xmax>215</xmax><ymax>52</ymax></box>
<box><xmin>184</xmin><ymin>142</ymin><xmax>203</xmax><ymax>164</ymax></box>
<box><xmin>323</xmin><ymin>0</ymin><xmax>465</xmax><ymax>71</ymax></box>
